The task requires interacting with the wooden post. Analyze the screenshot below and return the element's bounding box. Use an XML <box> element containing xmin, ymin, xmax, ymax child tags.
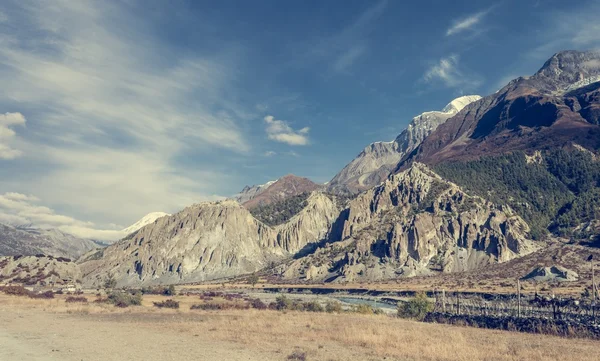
<box><xmin>517</xmin><ymin>279</ymin><xmax>521</xmax><ymax>318</ymax></box>
<box><xmin>442</xmin><ymin>289</ymin><xmax>446</xmax><ymax>313</ymax></box>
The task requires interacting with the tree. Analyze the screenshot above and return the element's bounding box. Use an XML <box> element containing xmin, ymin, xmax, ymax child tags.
<box><xmin>248</xmin><ymin>273</ymin><xmax>259</xmax><ymax>288</ymax></box>
<box><xmin>104</xmin><ymin>274</ymin><xmax>117</xmax><ymax>290</ymax></box>
<box><xmin>397</xmin><ymin>292</ymin><xmax>434</xmax><ymax>321</ymax></box>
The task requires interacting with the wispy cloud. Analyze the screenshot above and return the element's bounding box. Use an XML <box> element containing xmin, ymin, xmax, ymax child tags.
<box><xmin>446</xmin><ymin>10</ymin><xmax>488</xmax><ymax>36</ymax></box>
<box><xmin>296</xmin><ymin>0</ymin><xmax>387</xmax><ymax>74</ymax></box>
<box><xmin>0</xmin><ymin>1</ymin><xmax>249</xmax><ymax>227</ymax></box>
<box><xmin>264</xmin><ymin>115</ymin><xmax>310</xmax><ymax>146</ymax></box>
<box><xmin>333</xmin><ymin>44</ymin><xmax>367</xmax><ymax>73</ymax></box>
<box><xmin>0</xmin><ymin>112</ymin><xmax>26</xmax><ymax>159</ymax></box>
<box><xmin>0</xmin><ymin>192</ymin><xmax>126</xmax><ymax>241</ymax></box>
<box><xmin>423</xmin><ymin>54</ymin><xmax>483</xmax><ymax>91</ymax></box>
<box><xmin>527</xmin><ymin>3</ymin><xmax>600</xmax><ymax>61</ymax></box>
<box><xmin>264</xmin><ymin>150</ymin><xmax>277</xmax><ymax>157</ymax></box>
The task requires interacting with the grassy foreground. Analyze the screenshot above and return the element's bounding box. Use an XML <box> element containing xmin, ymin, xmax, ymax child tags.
<box><xmin>1</xmin><ymin>293</ymin><xmax>599</xmax><ymax>361</ymax></box>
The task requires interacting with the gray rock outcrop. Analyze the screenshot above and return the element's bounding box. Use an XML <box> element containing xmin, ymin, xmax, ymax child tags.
<box><xmin>284</xmin><ymin>163</ymin><xmax>536</xmax><ymax>282</ymax></box>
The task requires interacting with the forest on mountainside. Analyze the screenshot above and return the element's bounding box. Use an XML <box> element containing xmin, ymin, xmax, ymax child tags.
<box><xmin>434</xmin><ymin>149</ymin><xmax>600</xmax><ymax>240</ymax></box>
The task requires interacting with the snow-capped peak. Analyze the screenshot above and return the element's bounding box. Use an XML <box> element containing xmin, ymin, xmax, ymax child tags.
<box><xmin>441</xmin><ymin>95</ymin><xmax>482</xmax><ymax>114</ymax></box>
<box><xmin>122</xmin><ymin>212</ymin><xmax>170</xmax><ymax>235</ymax></box>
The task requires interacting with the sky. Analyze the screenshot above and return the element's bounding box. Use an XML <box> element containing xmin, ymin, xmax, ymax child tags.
<box><xmin>0</xmin><ymin>0</ymin><xmax>599</xmax><ymax>240</ymax></box>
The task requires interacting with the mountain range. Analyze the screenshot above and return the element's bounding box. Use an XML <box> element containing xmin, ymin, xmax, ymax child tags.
<box><xmin>2</xmin><ymin>50</ymin><xmax>600</xmax><ymax>288</ymax></box>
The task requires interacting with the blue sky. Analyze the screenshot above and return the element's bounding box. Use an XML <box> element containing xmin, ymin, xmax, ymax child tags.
<box><xmin>0</xmin><ymin>0</ymin><xmax>599</xmax><ymax>239</ymax></box>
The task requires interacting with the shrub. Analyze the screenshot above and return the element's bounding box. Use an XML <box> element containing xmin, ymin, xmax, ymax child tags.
<box><xmin>30</xmin><ymin>290</ymin><xmax>55</xmax><ymax>299</ymax></box>
<box><xmin>153</xmin><ymin>299</ymin><xmax>179</xmax><ymax>309</ymax></box>
<box><xmin>275</xmin><ymin>295</ymin><xmax>291</xmax><ymax>310</ymax></box>
<box><xmin>250</xmin><ymin>298</ymin><xmax>267</xmax><ymax>310</ymax></box>
<box><xmin>352</xmin><ymin>303</ymin><xmax>377</xmax><ymax>314</ymax></box>
<box><xmin>287</xmin><ymin>350</ymin><xmax>307</xmax><ymax>361</ymax></box>
<box><xmin>2</xmin><ymin>285</ymin><xmax>31</xmax><ymax>296</ymax></box>
<box><xmin>325</xmin><ymin>301</ymin><xmax>343</xmax><ymax>313</ymax></box>
<box><xmin>304</xmin><ymin>301</ymin><xmax>324</xmax><ymax>313</ymax></box>
<box><xmin>397</xmin><ymin>292</ymin><xmax>434</xmax><ymax>321</ymax></box>
<box><xmin>107</xmin><ymin>291</ymin><xmax>142</xmax><ymax>308</ymax></box>
<box><xmin>66</xmin><ymin>296</ymin><xmax>88</xmax><ymax>303</ymax></box>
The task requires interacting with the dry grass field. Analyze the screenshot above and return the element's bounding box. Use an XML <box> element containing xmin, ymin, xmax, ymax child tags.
<box><xmin>1</xmin><ymin>293</ymin><xmax>600</xmax><ymax>361</ymax></box>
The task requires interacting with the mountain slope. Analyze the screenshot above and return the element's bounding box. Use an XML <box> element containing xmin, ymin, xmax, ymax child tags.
<box><xmin>406</xmin><ymin>50</ymin><xmax>600</xmax><ymax>166</ymax></box>
<box><xmin>283</xmin><ymin>163</ymin><xmax>536</xmax><ymax>282</ymax></box>
<box><xmin>81</xmin><ymin>193</ymin><xmax>340</xmax><ymax>287</ymax></box>
<box><xmin>0</xmin><ymin>224</ymin><xmax>98</xmax><ymax>259</ymax></box>
<box><xmin>242</xmin><ymin>175</ymin><xmax>322</xmax><ymax>209</ymax></box>
<box><xmin>327</xmin><ymin>95</ymin><xmax>481</xmax><ymax>195</ymax></box>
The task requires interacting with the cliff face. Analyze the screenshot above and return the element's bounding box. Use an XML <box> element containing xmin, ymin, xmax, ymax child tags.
<box><xmin>284</xmin><ymin>163</ymin><xmax>536</xmax><ymax>282</ymax></box>
<box><xmin>82</xmin><ymin>194</ymin><xmax>340</xmax><ymax>287</ymax></box>
<box><xmin>327</xmin><ymin>95</ymin><xmax>481</xmax><ymax>195</ymax></box>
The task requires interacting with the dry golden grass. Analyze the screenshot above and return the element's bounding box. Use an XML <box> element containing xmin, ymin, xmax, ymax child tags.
<box><xmin>1</xmin><ymin>293</ymin><xmax>599</xmax><ymax>361</ymax></box>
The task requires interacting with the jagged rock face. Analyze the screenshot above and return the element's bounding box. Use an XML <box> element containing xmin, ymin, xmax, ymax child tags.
<box><xmin>327</xmin><ymin>95</ymin><xmax>481</xmax><ymax>195</ymax></box>
<box><xmin>0</xmin><ymin>224</ymin><xmax>98</xmax><ymax>259</ymax></box>
<box><xmin>284</xmin><ymin>164</ymin><xmax>535</xmax><ymax>282</ymax></box>
<box><xmin>408</xmin><ymin>51</ymin><xmax>600</xmax><ymax>166</ymax></box>
<box><xmin>0</xmin><ymin>255</ymin><xmax>81</xmax><ymax>286</ymax></box>
<box><xmin>275</xmin><ymin>193</ymin><xmax>341</xmax><ymax>254</ymax></box>
<box><xmin>82</xmin><ymin>193</ymin><xmax>340</xmax><ymax>287</ymax></box>
<box><xmin>243</xmin><ymin>175</ymin><xmax>322</xmax><ymax>209</ymax></box>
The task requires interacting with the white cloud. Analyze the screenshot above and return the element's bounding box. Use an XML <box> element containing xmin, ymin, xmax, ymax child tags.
<box><xmin>0</xmin><ymin>191</ymin><xmax>159</xmax><ymax>241</ymax></box>
<box><xmin>0</xmin><ymin>112</ymin><xmax>26</xmax><ymax>159</ymax></box>
<box><xmin>333</xmin><ymin>44</ymin><xmax>366</xmax><ymax>73</ymax></box>
<box><xmin>264</xmin><ymin>115</ymin><xmax>310</xmax><ymax>146</ymax></box>
<box><xmin>446</xmin><ymin>10</ymin><xmax>489</xmax><ymax>36</ymax></box>
<box><xmin>264</xmin><ymin>151</ymin><xmax>277</xmax><ymax>157</ymax></box>
<box><xmin>0</xmin><ymin>1</ymin><xmax>249</xmax><ymax>226</ymax></box>
<box><xmin>423</xmin><ymin>54</ymin><xmax>482</xmax><ymax>90</ymax></box>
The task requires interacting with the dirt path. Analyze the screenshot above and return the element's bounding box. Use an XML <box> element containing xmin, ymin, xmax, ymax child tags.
<box><xmin>0</xmin><ymin>309</ymin><xmax>282</xmax><ymax>361</ymax></box>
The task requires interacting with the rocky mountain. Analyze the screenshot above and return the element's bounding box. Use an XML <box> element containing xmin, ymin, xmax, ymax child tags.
<box><xmin>81</xmin><ymin>192</ymin><xmax>340</xmax><ymax>287</ymax></box>
<box><xmin>233</xmin><ymin>180</ymin><xmax>277</xmax><ymax>204</ymax></box>
<box><xmin>0</xmin><ymin>255</ymin><xmax>81</xmax><ymax>287</ymax></box>
<box><xmin>0</xmin><ymin>224</ymin><xmax>98</xmax><ymax>259</ymax></box>
<box><xmin>283</xmin><ymin>163</ymin><xmax>536</xmax><ymax>282</ymax></box>
<box><xmin>242</xmin><ymin>175</ymin><xmax>322</xmax><ymax>209</ymax></box>
<box><xmin>122</xmin><ymin>212</ymin><xmax>170</xmax><ymax>236</ymax></box>
<box><xmin>326</xmin><ymin>95</ymin><xmax>481</xmax><ymax>195</ymax></box>
<box><xmin>405</xmin><ymin>50</ymin><xmax>600</xmax><ymax>166</ymax></box>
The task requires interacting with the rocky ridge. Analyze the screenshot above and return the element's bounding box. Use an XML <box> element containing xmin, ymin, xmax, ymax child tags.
<box><xmin>81</xmin><ymin>192</ymin><xmax>340</xmax><ymax>287</ymax></box>
<box><xmin>284</xmin><ymin>163</ymin><xmax>536</xmax><ymax>282</ymax></box>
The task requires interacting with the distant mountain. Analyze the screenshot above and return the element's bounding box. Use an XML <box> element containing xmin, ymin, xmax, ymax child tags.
<box><xmin>327</xmin><ymin>95</ymin><xmax>481</xmax><ymax>195</ymax></box>
<box><xmin>0</xmin><ymin>224</ymin><xmax>98</xmax><ymax>259</ymax></box>
<box><xmin>232</xmin><ymin>180</ymin><xmax>277</xmax><ymax>204</ymax></box>
<box><xmin>242</xmin><ymin>175</ymin><xmax>322</xmax><ymax>209</ymax></box>
<box><xmin>406</xmin><ymin>50</ymin><xmax>600</xmax><ymax>166</ymax></box>
<box><xmin>122</xmin><ymin>212</ymin><xmax>170</xmax><ymax>236</ymax></box>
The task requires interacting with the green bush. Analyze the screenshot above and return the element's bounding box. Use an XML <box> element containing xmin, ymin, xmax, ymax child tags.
<box><xmin>153</xmin><ymin>299</ymin><xmax>179</xmax><ymax>309</ymax></box>
<box><xmin>303</xmin><ymin>300</ymin><xmax>324</xmax><ymax>313</ymax></box>
<box><xmin>275</xmin><ymin>295</ymin><xmax>291</xmax><ymax>310</ymax></box>
<box><xmin>397</xmin><ymin>292</ymin><xmax>433</xmax><ymax>321</ymax></box>
<box><xmin>107</xmin><ymin>291</ymin><xmax>142</xmax><ymax>308</ymax></box>
<box><xmin>325</xmin><ymin>301</ymin><xmax>343</xmax><ymax>313</ymax></box>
